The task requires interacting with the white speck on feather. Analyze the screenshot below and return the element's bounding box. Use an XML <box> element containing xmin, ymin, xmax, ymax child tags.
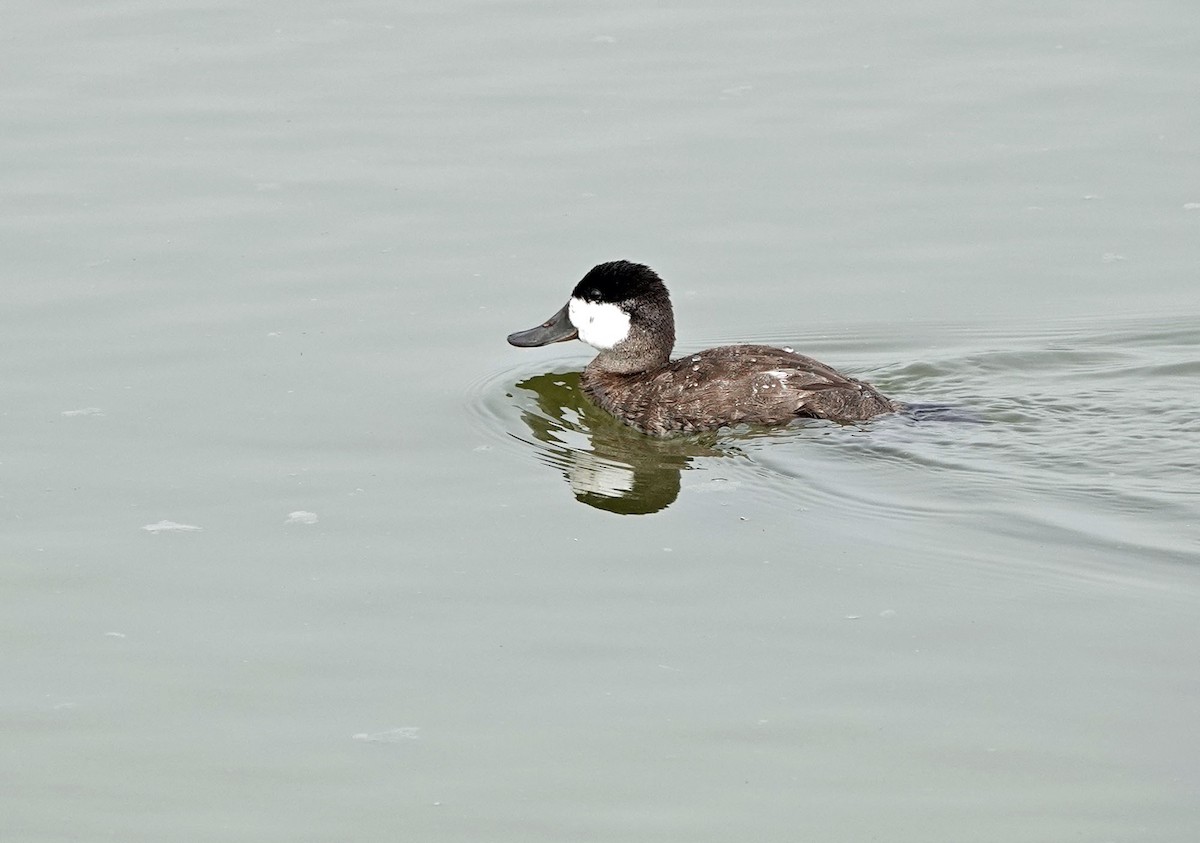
<box><xmin>285</xmin><ymin>511</ymin><xmax>319</xmax><ymax>525</ymax></box>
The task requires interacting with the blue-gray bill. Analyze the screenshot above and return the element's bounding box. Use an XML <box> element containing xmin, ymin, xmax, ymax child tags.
<box><xmin>507</xmin><ymin>303</ymin><xmax>577</xmax><ymax>347</ymax></box>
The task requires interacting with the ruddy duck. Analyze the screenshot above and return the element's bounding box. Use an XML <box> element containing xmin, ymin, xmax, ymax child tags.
<box><xmin>507</xmin><ymin>261</ymin><xmax>900</xmax><ymax>435</ymax></box>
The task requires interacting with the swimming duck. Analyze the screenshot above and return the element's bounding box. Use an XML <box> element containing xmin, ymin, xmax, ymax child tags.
<box><xmin>507</xmin><ymin>261</ymin><xmax>900</xmax><ymax>435</ymax></box>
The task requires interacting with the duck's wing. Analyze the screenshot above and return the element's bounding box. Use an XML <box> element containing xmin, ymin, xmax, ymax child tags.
<box><xmin>585</xmin><ymin>344</ymin><xmax>897</xmax><ymax>433</ymax></box>
<box><xmin>691</xmin><ymin>345</ymin><xmax>897</xmax><ymax>423</ymax></box>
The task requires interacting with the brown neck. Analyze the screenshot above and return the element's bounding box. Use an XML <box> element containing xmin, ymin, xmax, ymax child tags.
<box><xmin>587</xmin><ymin>317</ymin><xmax>674</xmax><ymax>375</ymax></box>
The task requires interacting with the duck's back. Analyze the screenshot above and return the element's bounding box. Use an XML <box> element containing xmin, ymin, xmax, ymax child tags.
<box><xmin>582</xmin><ymin>344</ymin><xmax>897</xmax><ymax>435</ymax></box>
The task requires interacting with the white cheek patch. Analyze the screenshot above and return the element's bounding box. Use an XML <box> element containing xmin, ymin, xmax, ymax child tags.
<box><xmin>568</xmin><ymin>297</ymin><xmax>631</xmax><ymax>350</ymax></box>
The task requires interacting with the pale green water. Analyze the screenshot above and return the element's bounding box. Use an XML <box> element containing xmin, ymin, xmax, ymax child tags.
<box><xmin>4</xmin><ymin>2</ymin><xmax>1199</xmax><ymax>841</ymax></box>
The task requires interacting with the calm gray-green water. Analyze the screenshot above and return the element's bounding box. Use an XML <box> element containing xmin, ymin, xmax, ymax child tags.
<box><xmin>4</xmin><ymin>2</ymin><xmax>1199</xmax><ymax>841</ymax></box>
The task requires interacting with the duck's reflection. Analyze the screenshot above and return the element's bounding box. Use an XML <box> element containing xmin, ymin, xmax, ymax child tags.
<box><xmin>512</xmin><ymin>371</ymin><xmax>730</xmax><ymax>515</ymax></box>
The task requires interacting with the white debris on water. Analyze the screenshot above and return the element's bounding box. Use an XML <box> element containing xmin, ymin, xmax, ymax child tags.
<box><xmin>285</xmin><ymin>511</ymin><xmax>318</xmax><ymax>525</ymax></box>
<box><xmin>693</xmin><ymin>477</ymin><xmax>741</xmax><ymax>494</ymax></box>
<box><xmin>352</xmin><ymin>727</ymin><xmax>421</xmax><ymax>743</ymax></box>
<box><xmin>142</xmin><ymin>520</ymin><xmax>203</xmax><ymax>533</ymax></box>
<box><xmin>61</xmin><ymin>407</ymin><xmax>104</xmax><ymax>417</ymax></box>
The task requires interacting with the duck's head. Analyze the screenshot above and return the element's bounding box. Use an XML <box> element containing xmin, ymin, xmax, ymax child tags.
<box><xmin>507</xmin><ymin>261</ymin><xmax>676</xmax><ymax>374</ymax></box>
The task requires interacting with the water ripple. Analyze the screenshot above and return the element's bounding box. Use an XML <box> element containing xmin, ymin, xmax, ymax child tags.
<box><xmin>471</xmin><ymin>316</ymin><xmax>1199</xmax><ymax>577</ymax></box>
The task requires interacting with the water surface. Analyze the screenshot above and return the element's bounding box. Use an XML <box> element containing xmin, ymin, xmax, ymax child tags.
<box><xmin>4</xmin><ymin>1</ymin><xmax>1199</xmax><ymax>841</ymax></box>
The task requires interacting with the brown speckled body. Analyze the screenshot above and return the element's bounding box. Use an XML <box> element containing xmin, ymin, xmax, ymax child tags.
<box><xmin>582</xmin><ymin>344</ymin><xmax>898</xmax><ymax>435</ymax></box>
<box><xmin>507</xmin><ymin>261</ymin><xmax>901</xmax><ymax>437</ymax></box>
